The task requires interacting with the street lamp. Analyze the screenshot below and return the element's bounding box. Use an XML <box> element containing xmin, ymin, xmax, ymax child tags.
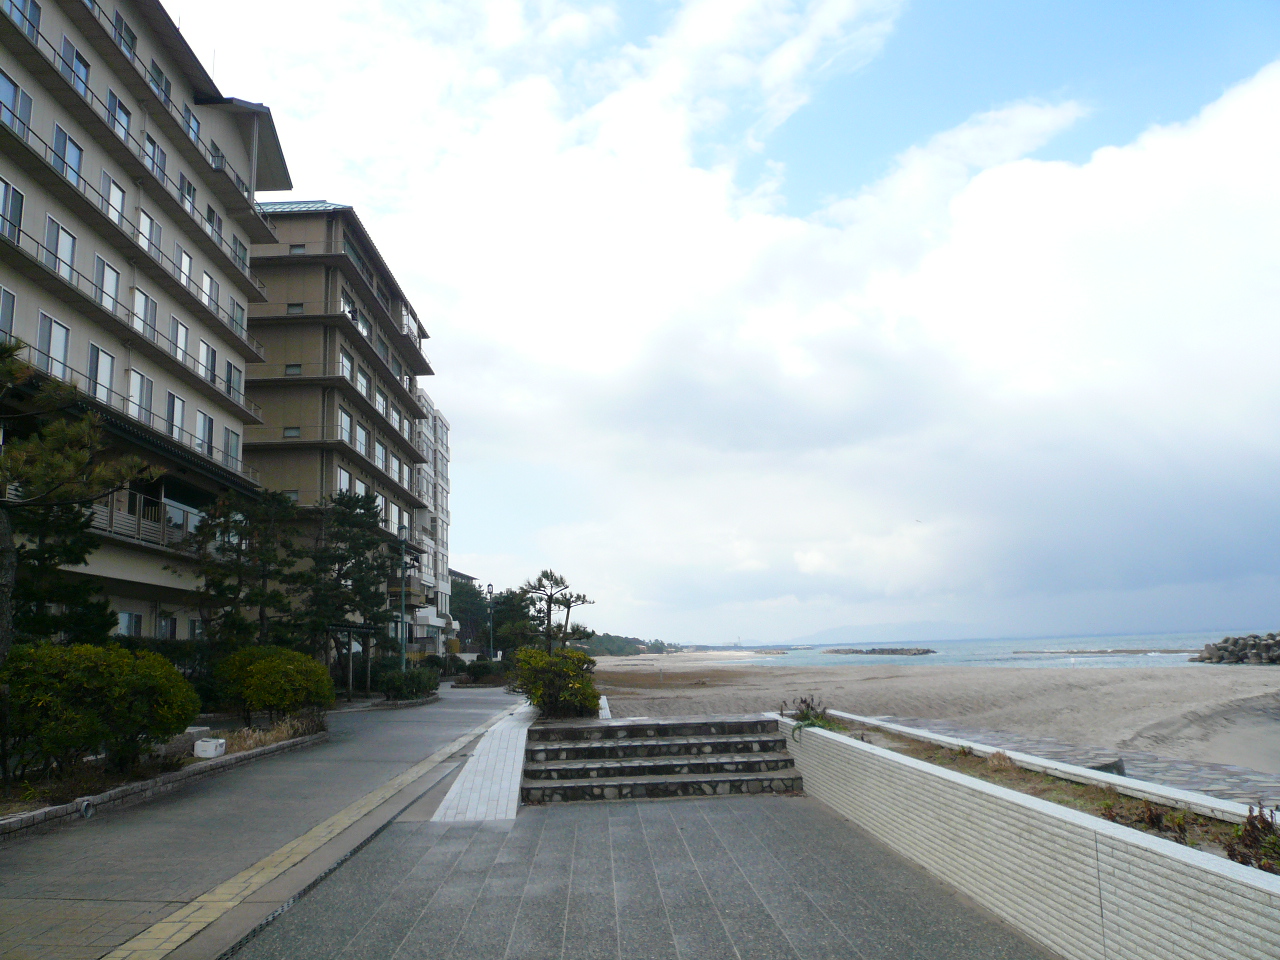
<box><xmin>486</xmin><ymin>583</ymin><xmax>494</xmax><ymax>660</ymax></box>
<box><xmin>398</xmin><ymin>524</ymin><xmax>409</xmax><ymax>672</ymax></box>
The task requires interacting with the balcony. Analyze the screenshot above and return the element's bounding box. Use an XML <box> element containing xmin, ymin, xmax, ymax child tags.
<box><xmin>89</xmin><ymin>488</ymin><xmax>201</xmax><ymax>554</ymax></box>
<box><xmin>0</xmin><ymin>219</ymin><xmax>263</xmax><ymax>428</ymax></box>
<box><xmin>5</xmin><ymin>337</ymin><xmax>258</xmax><ymax>484</ymax></box>
<box><xmin>0</xmin><ymin>8</ymin><xmax>274</xmax><ymax>285</ymax></box>
<box><xmin>387</xmin><ymin>573</ymin><xmax>429</xmax><ymax>607</ymax></box>
<box><xmin>0</xmin><ymin>105</ymin><xmax>267</xmax><ymax>362</ymax></box>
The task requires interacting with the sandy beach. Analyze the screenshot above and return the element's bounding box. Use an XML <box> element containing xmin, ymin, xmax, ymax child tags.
<box><xmin>595</xmin><ymin>653</ymin><xmax>1280</xmax><ymax>773</ymax></box>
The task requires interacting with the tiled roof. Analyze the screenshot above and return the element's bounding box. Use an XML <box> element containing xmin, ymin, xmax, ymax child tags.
<box><xmin>255</xmin><ymin>200</ymin><xmax>351</xmax><ymax>214</ymax></box>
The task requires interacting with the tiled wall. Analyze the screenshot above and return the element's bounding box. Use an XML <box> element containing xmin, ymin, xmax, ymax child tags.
<box><xmin>779</xmin><ymin>718</ymin><xmax>1280</xmax><ymax>960</ymax></box>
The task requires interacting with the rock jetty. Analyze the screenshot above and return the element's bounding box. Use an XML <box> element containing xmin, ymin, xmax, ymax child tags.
<box><xmin>823</xmin><ymin>647</ymin><xmax>936</xmax><ymax>656</ymax></box>
<box><xmin>1193</xmin><ymin>634</ymin><xmax>1280</xmax><ymax>664</ymax></box>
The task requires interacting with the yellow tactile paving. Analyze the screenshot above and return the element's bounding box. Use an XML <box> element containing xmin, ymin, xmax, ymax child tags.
<box><xmin>101</xmin><ymin>703</ymin><xmax>520</xmax><ymax>960</ymax></box>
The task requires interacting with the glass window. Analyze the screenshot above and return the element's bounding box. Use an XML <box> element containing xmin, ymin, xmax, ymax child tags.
<box><xmin>147</xmin><ymin>60</ymin><xmax>171</xmax><ymax>104</ymax></box>
<box><xmin>375</xmin><ymin>441</ymin><xmax>387</xmax><ymax>471</ymax></box>
<box><xmin>131</xmin><ymin>287</ymin><xmax>157</xmax><ymax>338</ymax></box>
<box><xmin>195</xmin><ymin>410</ymin><xmax>214</xmax><ymax>455</ymax></box>
<box><xmin>113</xmin><ymin>12</ymin><xmax>136</xmax><ymax>58</ymax></box>
<box><xmin>284</xmin><ymin>363</ymin><xmax>302</xmax><ymax>375</ymax></box>
<box><xmin>87</xmin><ymin>343</ymin><xmax>114</xmax><ymax>402</ymax></box>
<box><xmin>0</xmin><ymin>68</ymin><xmax>32</xmax><ymax>140</ymax></box>
<box><xmin>59</xmin><ymin>38</ymin><xmax>90</xmax><ymax>97</ymax></box>
<box><xmin>204</xmin><ymin>205</ymin><xmax>222</xmax><ymax>242</ymax></box>
<box><xmin>283</xmin><ymin>426</ymin><xmax>300</xmax><ymax>438</ymax></box>
<box><xmin>169</xmin><ymin>316</ymin><xmax>188</xmax><ymax>359</ymax></box>
<box><xmin>137</xmin><ymin>209</ymin><xmax>160</xmax><ymax>256</ymax></box>
<box><xmin>144</xmin><ymin>135</ymin><xmax>166</xmax><ymax>179</ymax></box>
<box><xmin>175</xmin><ymin>245</ymin><xmax>192</xmax><ymax>285</ymax></box>
<box><xmin>357</xmin><ymin>369</ymin><xmax>370</xmax><ymax>397</ymax></box>
<box><xmin>183</xmin><ymin>104</ymin><xmax>200</xmax><ymax>142</ymax></box>
<box><xmin>201</xmin><ymin>272</ymin><xmax>219</xmax><ymax>310</ymax></box>
<box><xmin>223</xmin><ymin>427</ymin><xmax>240</xmax><ymax>467</ymax></box>
<box><xmin>106</xmin><ymin>90</ymin><xmax>130</xmax><ymax>138</ymax></box>
<box><xmin>231</xmin><ymin>236</ymin><xmax>247</xmax><ymax>270</ymax></box>
<box><xmin>355</xmin><ymin>424</ymin><xmax>370</xmax><ymax>457</ymax></box>
<box><xmin>52</xmin><ymin>125</ymin><xmax>82</xmax><ymax>186</ymax></box>
<box><xmin>339</xmin><ymin>350</ymin><xmax>353</xmax><ymax>380</ymax></box>
<box><xmin>229</xmin><ymin>298</ymin><xmax>246</xmax><ymax>337</ymax></box>
<box><xmin>354</xmin><ymin>478</ymin><xmax>368</xmax><ymax>497</ymax></box>
<box><xmin>376</xmin><ymin>337</ymin><xmax>389</xmax><ymax>362</ymax></box>
<box><xmin>43</xmin><ymin>217</ymin><xmax>75</xmax><ymax>280</ymax></box>
<box><xmin>198</xmin><ymin>341</ymin><xmax>216</xmax><ymax>381</ymax></box>
<box><xmin>93</xmin><ymin>256</ymin><xmax>120</xmax><ymax>312</ymax></box>
<box><xmin>166</xmin><ymin>392</ymin><xmax>185</xmax><ymax>439</ymax></box>
<box><xmin>100</xmin><ymin>173</ymin><xmax>126</xmax><ymax>227</ymax></box>
<box><xmin>224</xmin><ymin>361</ymin><xmax>242</xmax><ymax>400</ymax></box>
<box><xmin>0</xmin><ymin>175</ymin><xmax>21</xmax><ymax>242</ymax></box>
<box><xmin>179</xmin><ymin>174</ymin><xmax>196</xmax><ymax>214</ymax></box>
<box><xmin>36</xmin><ymin>313</ymin><xmax>68</xmax><ymax>379</ymax></box>
<box><xmin>128</xmin><ymin>369</ymin><xmax>153</xmax><ymax>424</ymax></box>
<box><xmin>0</xmin><ymin>285</ymin><xmax>14</xmax><ymax>338</ymax></box>
<box><xmin>376</xmin><ymin>391</ymin><xmax>387</xmax><ymax>416</ymax></box>
<box><xmin>10</xmin><ymin>0</ymin><xmax>39</xmax><ymax>40</ymax></box>
<box><xmin>390</xmin><ymin>455</ymin><xmax>402</xmax><ymax>484</ymax></box>
<box><xmin>337</xmin><ymin>466</ymin><xmax>351</xmax><ymax>491</ymax></box>
<box><xmin>338</xmin><ymin>408</ymin><xmax>353</xmax><ymax>443</ymax></box>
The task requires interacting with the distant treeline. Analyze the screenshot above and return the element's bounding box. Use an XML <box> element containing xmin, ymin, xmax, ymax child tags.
<box><xmin>571</xmin><ymin>633</ymin><xmax>680</xmax><ymax>657</ymax></box>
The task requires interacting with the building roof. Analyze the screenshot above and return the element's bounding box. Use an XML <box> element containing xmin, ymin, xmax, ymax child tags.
<box><xmin>256</xmin><ymin>200</ymin><xmax>351</xmax><ymax>214</ymax></box>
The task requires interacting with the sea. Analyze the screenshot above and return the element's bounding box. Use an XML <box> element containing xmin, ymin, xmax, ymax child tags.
<box><xmin>716</xmin><ymin>631</ymin><xmax>1235</xmax><ymax>670</ymax></box>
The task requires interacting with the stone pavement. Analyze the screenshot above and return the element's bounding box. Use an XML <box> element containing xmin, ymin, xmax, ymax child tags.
<box><xmin>881</xmin><ymin>715</ymin><xmax>1280</xmax><ymax>807</ymax></box>
<box><xmin>236</xmin><ymin>794</ymin><xmax>1055</xmax><ymax>960</ymax></box>
<box><xmin>433</xmin><ymin>703</ymin><xmax>536</xmax><ymax>822</ymax></box>
<box><xmin>0</xmin><ymin>685</ymin><xmax>520</xmax><ymax>960</ymax></box>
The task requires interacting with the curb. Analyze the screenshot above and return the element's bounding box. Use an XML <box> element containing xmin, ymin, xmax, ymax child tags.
<box><xmin>0</xmin><ymin>732</ymin><xmax>329</xmax><ymax>842</ymax></box>
<box><xmin>366</xmin><ymin>693</ymin><xmax>441</xmax><ymax>711</ymax></box>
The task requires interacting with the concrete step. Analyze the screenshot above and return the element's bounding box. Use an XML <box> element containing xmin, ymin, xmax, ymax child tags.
<box><xmin>525</xmin><ymin>714</ymin><xmax>778</xmax><ymax>743</ymax></box>
<box><xmin>521</xmin><ymin>770</ymin><xmax>803</xmax><ymax>804</ymax></box>
<box><xmin>524</xmin><ymin>753</ymin><xmax>798</xmax><ymax>781</ymax></box>
<box><xmin>526</xmin><ymin>731</ymin><xmax>789</xmax><ymax>762</ymax></box>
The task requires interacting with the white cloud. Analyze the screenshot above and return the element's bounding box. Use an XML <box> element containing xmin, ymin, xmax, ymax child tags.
<box><xmin>169</xmin><ymin>1</ymin><xmax>1280</xmax><ymax>641</ymax></box>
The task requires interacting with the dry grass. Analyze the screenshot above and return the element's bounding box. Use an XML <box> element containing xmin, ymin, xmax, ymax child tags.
<box><xmin>223</xmin><ymin>713</ymin><xmax>326</xmax><ymax>755</ymax></box>
<box><xmin>595</xmin><ymin>668</ymin><xmax>756</xmax><ymax>692</ymax></box>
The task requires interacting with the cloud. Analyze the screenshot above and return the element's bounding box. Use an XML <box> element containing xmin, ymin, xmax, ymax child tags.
<box><xmin>169</xmin><ymin>1</ymin><xmax>1280</xmax><ymax>641</ymax></box>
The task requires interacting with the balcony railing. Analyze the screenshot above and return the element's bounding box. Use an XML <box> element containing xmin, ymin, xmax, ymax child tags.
<box><xmin>0</xmin><ymin>218</ymin><xmax>263</xmax><ymax>420</ymax></box>
<box><xmin>5</xmin><ymin>337</ymin><xmax>258</xmax><ymax>481</ymax></box>
<box><xmin>89</xmin><ymin>487</ymin><xmax>202</xmax><ymax>553</ymax></box>
<box><xmin>0</xmin><ymin>5</ymin><xmax>270</xmax><ymax>287</ymax></box>
<box><xmin>243</xmin><ymin>423</ymin><xmax>423</xmax><ymax>503</ymax></box>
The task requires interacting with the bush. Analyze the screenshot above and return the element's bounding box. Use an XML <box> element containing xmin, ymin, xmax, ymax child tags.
<box><xmin>215</xmin><ymin>646</ymin><xmax>293</xmax><ymax>724</ymax></box>
<box><xmin>509</xmin><ymin>647</ymin><xmax>599</xmax><ymax>718</ymax></box>
<box><xmin>423</xmin><ymin>654</ymin><xmax>447</xmax><ymax>673</ymax></box>
<box><xmin>1</xmin><ymin>643</ymin><xmax>199</xmax><ymax>777</ymax></box>
<box><xmin>446</xmin><ymin>653</ymin><xmax>467</xmax><ymax>676</ymax></box>
<box><xmin>241</xmin><ymin>651</ymin><xmax>335</xmax><ymax>721</ymax></box>
<box><xmin>377</xmin><ymin>667</ymin><xmax>440</xmax><ymax>701</ymax></box>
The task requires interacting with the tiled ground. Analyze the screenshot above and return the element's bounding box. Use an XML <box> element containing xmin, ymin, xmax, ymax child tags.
<box><xmin>234</xmin><ymin>795</ymin><xmax>1056</xmax><ymax>960</ymax></box>
<box><xmin>434</xmin><ymin>704</ymin><xmax>536</xmax><ymax>822</ymax></box>
<box><xmin>881</xmin><ymin>715</ymin><xmax>1280</xmax><ymax>806</ymax></box>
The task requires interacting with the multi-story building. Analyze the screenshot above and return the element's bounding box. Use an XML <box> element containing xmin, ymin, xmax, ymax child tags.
<box><xmin>245</xmin><ymin>201</ymin><xmax>454</xmax><ymax>654</ymax></box>
<box><xmin>0</xmin><ymin>0</ymin><xmax>290</xmax><ymax>636</ymax></box>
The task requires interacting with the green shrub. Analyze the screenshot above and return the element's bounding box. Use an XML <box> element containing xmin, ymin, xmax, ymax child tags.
<box><xmin>377</xmin><ymin>667</ymin><xmax>440</xmax><ymax>701</ymax></box>
<box><xmin>241</xmin><ymin>651</ymin><xmax>335</xmax><ymax>721</ymax></box>
<box><xmin>464</xmin><ymin>660</ymin><xmax>509</xmax><ymax>684</ymax></box>
<box><xmin>509</xmin><ymin>647</ymin><xmax>599</xmax><ymax>718</ymax></box>
<box><xmin>215</xmin><ymin>646</ymin><xmax>293</xmax><ymax>724</ymax></box>
<box><xmin>423</xmin><ymin>654</ymin><xmax>447</xmax><ymax>673</ymax></box>
<box><xmin>446</xmin><ymin>653</ymin><xmax>467</xmax><ymax>676</ymax></box>
<box><xmin>1</xmin><ymin>643</ymin><xmax>199</xmax><ymax>776</ymax></box>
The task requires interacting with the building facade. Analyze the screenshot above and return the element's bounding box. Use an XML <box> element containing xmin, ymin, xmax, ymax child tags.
<box><xmin>0</xmin><ymin>0</ymin><xmax>289</xmax><ymax>636</ymax></box>
<box><xmin>246</xmin><ymin>201</ymin><xmax>454</xmax><ymax>653</ymax></box>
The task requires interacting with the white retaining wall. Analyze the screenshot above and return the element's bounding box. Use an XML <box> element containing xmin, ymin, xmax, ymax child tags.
<box><xmin>778</xmin><ymin>717</ymin><xmax>1280</xmax><ymax>960</ymax></box>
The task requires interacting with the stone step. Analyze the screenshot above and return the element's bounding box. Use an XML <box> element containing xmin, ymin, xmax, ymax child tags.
<box><xmin>526</xmin><ymin>732</ymin><xmax>789</xmax><ymax>762</ymax></box>
<box><xmin>524</xmin><ymin>753</ymin><xmax>797</xmax><ymax>781</ymax></box>
<box><xmin>521</xmin><ymin>770</ymin><xmax>803</xmax><ymax>804</ymax></box>
<box><xmin>525</xmin><ymin>714</ymin><xmax>778</xmax><ymax>743</ymax></box>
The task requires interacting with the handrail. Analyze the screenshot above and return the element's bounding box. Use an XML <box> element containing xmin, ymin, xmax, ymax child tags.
<box><xmin>89</xmin><ymin>486</ymin><xmax>202</xmax><ymax>553</ymax></box>
<box><xmin>243</xmin><ymin>423</ymin><xmax>424</xmax><ymax>503</ymax></box>
<box><xmin>0</xmin><ymin>4</ymin><xmax>269</xmax><ymax>289</ymax></box>
<box><xmin>5</xmin><ymin>335</ymin><xmax>258</xmax><ymax>481</ymax></box>
<box><xmin>0</xmin><ymin>105</ymin><xmax>267</xmax><ymax>358</ymax></box>
<box><xmin>247</xmin><ymin>360</ymin><xmax>424</xmax><ymax>440</ymax></box>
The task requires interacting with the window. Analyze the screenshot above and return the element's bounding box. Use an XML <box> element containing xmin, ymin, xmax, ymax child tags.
<box><xmin>8</xmin><ymin>0</ymin><xmax>39</xmax><ymax>40</ymax></box>
<box><xmin>131</xmin><ymin>287</ymin><xmax>157</xmax><ymax>339</ymax></box>
<box><xmin>283</xmin><ymin>426</ymin><xmax>300</xmax><ymax>438</ymax></box>
<box><xmin>375</xmin><ymin>493</ymin><xmax>387</xmax><ymax>525</ymax></box>
<box><xmin>179</xmin><ymin>174</ymin><xmax>196</xmax><ymax>214</ymax></box>
<box><xmin>157</xmin><ymin>616</ymin><xmax>177</xmax><ymax>640</ymax></box>
<box><xmin>43</xmin><ymin>217</ymin><xmax>75</xmax><ymax>280</ymax></box>
<box><xmin>355</xmin><ymin>424</ymin><xmax>370</xmax><ymax>457</ymax></box>
<box><xmin>390</xmin><ymin>454</ymin><xmax>402</xmax><ymax>485</ymax></box>
<box><xmin>137</xmin><ymin>209</ymin><xmax>160</xmax><ymax>256</ymax></box>
<box><xmin>87</xmin><ymin>343</ymin><xmax>114</xmax><ymax>402</ymax></box>
<box><xmin>284</xmin><ymin>363</ymin><xmax>302</xmax><ymax>376</ymax></box>
<box><xmin>201</xmin><ymin>272</ymin><xmax>219</xmax><ymax>310</ymax></box>
<box><xmin>37</xmin><ymin>313</ymin><xmax>68</xmax><ymax>379</ymax></box>
<box><xmin>375</xmin><ymin>441</ymin><xmax>387</xmax><ymax>471</ymax></box>
<box><xmin>288</xmin><ymin>243</ymin><xmax>306</xmax><ymax>255</ymax></box>
<box><xmin>169</xmin><ymin>316</ymin><xmax>188</xmax><ymax>359</ymax></box>
<box><xmin>286</xmin><ymin>302</ymin><xmax>303</xmax><ymax>315</ymax></box>
<box><xmin>204</xmin><ymin>204</ymin><xmax>222</xmax><ymax>242</ymax></box>
<box><xmin>222</xmin><ymin>427</ymin><xmax>239</xmax><ymax>467</ymax></box>
<box><xmin>356</xmin><ymin>369</ymin><xmax>371</xmax><ymax>398</ymax></box>
<box><xmin>117</xmin><ymin>612</ymin><xmax>143</xmax><ymax>637</ymax></box>
<box><xmin>231</xmin><ymin>236</ymin><xmax>247</xmax><ymax>270</ymax></box>
<box><xmin>113</xmin><ymin>12</ymin><xmax>136</xmax><ymax>58</ymax></box>
<box><xmin>376</xmin><ymin>337</ymin><xmax>389</xmax><ymax>362</ymax></box>
<box><xmin>196</xmin><ymin>410</ymin><xmax>214</xmax><ymax>456</ymax></box>
<box><xmin>357</xmin><ymin>315</ymin><xmax>371</xmax><ymax>338</ymax></box>
<box><xmin>52</xmin><ymin>124</ymin><xmax>83</xmax><ymax>186</ymax></box>
<box><xmin>389</xmin><ymin>405</ymin><xmax>400</xmax><ymax>430</ymax></box>
<box><xmin>189</xmin><ymin>618</ymin><xmax>204</xmax><ymax>639</ymax></box>
<box><xmin>198</xmin><ymin>341</ymin><xmax>216</xmax><ymax>381</ymax></box>
<box><xmin>106</xmin><ymin>90</ymin><xmax>130</xmax><ymax>138</ymax></box>
<box><xmin>224</xmin><ymin>360</ymin><xmax>242</xmax><ymax>400</ymax></box>
<box><xmin>147</xmin><ymin>60</ymin><xmax>171</xmax><ymax>104</ymax></box>
<box><xmin>354</xmin><ymin>478</ymin><xmax>368</xmax><ymax>497</ymax></box>
<box><xmin>337</xmin><ymin>466</ymin><xmax>351</xmax><ymax>491</ymax></box>
<box><xmin>166</xmin><ymin>392</ymin><xmax>185</xmax><ymax>439</ymax></box>
<box><xmin>128</xmin><ymin>369</ymin><xmax>153</xmax><ymax>424</ymax></box>
<box><xmin>0</xmin><ymin>175</ymin><xmax>21</xmax><ymax>242</ymax></box>
<box><xmin>93</xmin><ymin>256</ymin><xmax>120</xmax><ymax>312</ymax></box>
<box><xmin>375</xmin><ymin>391</ymin><xmax>387</xmax><ymax>416</ymax></box>
<box><xmin>229</xmin><ymin>298</ymin><xmax>245</xmax><ymax>337</ymax></box>
<box><xmin>391</xmin><ymin>356</ymin><xmax>403</xmax><ymax>380</ymax></box>
<box><xmin>100</xmin><ymin>173</ymin><xmax>125</xmax><ymax>227</ymax></box>
<box><xmin>144</xmin><ymin>135</ymin><xmax>166</xmax><ymax>180</ymax></box>
<box><xmin>175</xmin><ymin>245</ymin><xmax>192</xmax><ymax>286</ymax></box>
<box><xmin>0</xmin><ymin>69</ymin><xmax>32</xmax><ymax>140</ymax></box>
<box><xmin>339</xmin><ymin>350</ymin><xmax>354</xmax><ymax>380</ymax></box>
<box><xmin>282</xmin><ymin>490</ymin><xmax>299</xmax><ymax>502</ymax></box>
<box><xmin>0</xmin><ymin>285</ymin><xmax>14</xmax><ymax>337</ymax></box>
<box><xmin>338</xmin><ymin>408</ymin><xmax>353</xmax><ymax>443</ymax></box>
<box><xmin>183</xmin><ymin>104</ymin><xmax>200</xmax><ymax>142</ymax></box>
<box><xmin>59</xmin><ymin>38</ymin><xmax>90</xmax><ymax>97</ymax></box>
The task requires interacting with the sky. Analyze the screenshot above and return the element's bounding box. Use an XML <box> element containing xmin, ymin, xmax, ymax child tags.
<box><xmin>168</xmin><ymin>0</ymin><xmax>1280</xmax><ymax>644</ymax></box>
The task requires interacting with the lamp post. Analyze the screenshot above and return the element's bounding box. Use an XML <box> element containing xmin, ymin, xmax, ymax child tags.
<box><xmin>486</xmin><ymin>583</ymin><xmax>494</xmax><ymax>660</ymax></box>
<box><xmin>398</xmin><ymin>524</ymin><xmax>409</xmax><ymax>672</ymax></box>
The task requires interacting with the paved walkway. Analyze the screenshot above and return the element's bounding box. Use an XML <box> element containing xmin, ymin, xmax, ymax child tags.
<box><xmin>0</xmin><ymin>686</ymin><xmax>520</xmax><ymax>960</ymax></box>
<box><xmin>881</xmin><ymin>715</ymin><xmax>1280</xmax><ymax>807</ymax></box>
<box><xmin>236</xmin><ymin>794</ymin><xmax>1054</xmax><ymax>960</ymax></box>
<box><xmin>433</xmin><ymin>703</ymin><xmax>536</xmax><ymax>822</ymax></box>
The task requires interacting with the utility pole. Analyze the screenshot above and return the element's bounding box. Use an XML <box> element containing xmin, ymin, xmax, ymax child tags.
<box><xmin>486</xmin><ymin>583</ymin><xmax>494</xmax><ymax>660</ymax></box>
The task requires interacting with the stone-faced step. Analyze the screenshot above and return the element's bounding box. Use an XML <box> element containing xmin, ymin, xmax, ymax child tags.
<box><xmin>525</xmin><ymin>714</ymin><xmax>778</xmax><ymax>743</ymax></box>
<box><xmin>524</xmin><ymin>753</ymin><xmax>797</xmax><ymax>781</ymax></box>
<box><xmin>526</xmin><ymin>732</ymin><xmax>789</xmax><ymax>763</ymax></box>
<box><xmin>521</xmin><ymin>770</ymin><xmax>803</xmax><ymax>804</ymax></box>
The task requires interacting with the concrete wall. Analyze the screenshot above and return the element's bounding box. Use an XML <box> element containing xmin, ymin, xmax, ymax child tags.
<box><xmin>778</xmin><ymin>717</ymin><xmax>1280</xmax><ymax>960</ymax></box>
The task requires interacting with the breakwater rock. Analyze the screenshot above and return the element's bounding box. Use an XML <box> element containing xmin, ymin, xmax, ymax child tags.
<box><xmin>1193</xmin><ymin>634</ymin><xmax>1280</xmax><ymax>664</ymax></box>
<box><xmin>823</xmin><ymin>647</ymin><xmax>937</xmax><ymax>656</ymax></box>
